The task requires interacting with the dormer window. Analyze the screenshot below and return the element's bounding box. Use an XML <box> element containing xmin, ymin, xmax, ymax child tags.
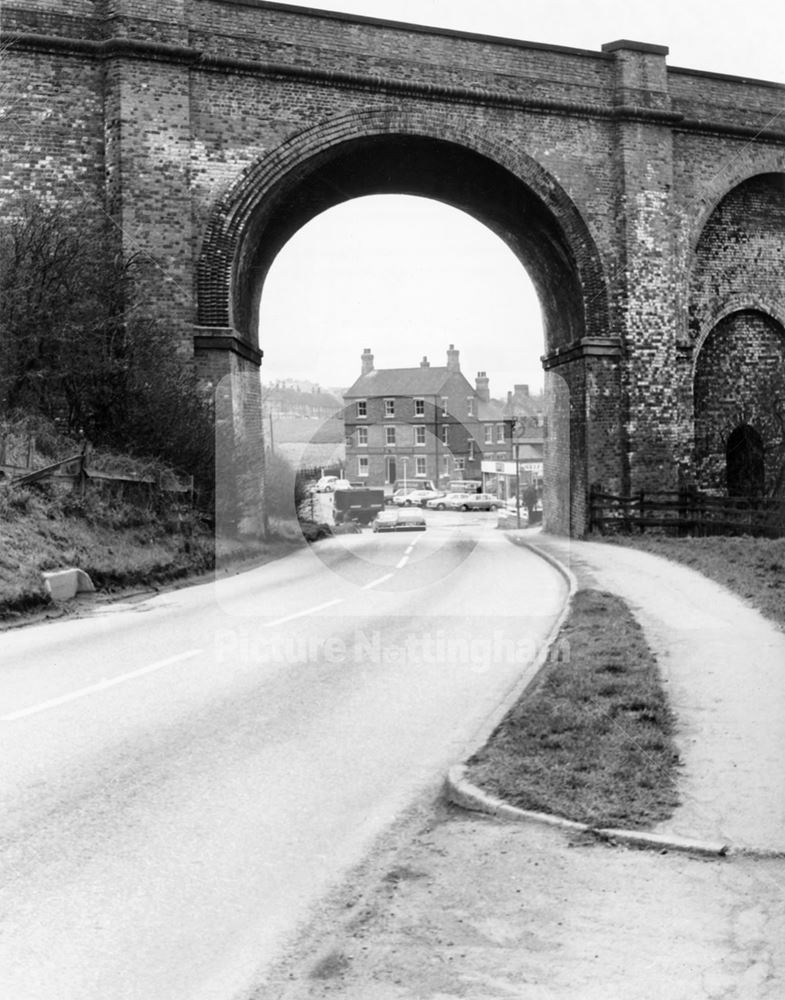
<box><xmin>467</xmin><ymin>397</ymin><xmax>475</xmax><ymax>416</ymax></box>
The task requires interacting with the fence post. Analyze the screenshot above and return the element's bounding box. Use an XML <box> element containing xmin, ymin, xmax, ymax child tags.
<box><xmin>637</xmin><ymin>490</ymin><xmax>645</xmax><ymax>533</ymax></box>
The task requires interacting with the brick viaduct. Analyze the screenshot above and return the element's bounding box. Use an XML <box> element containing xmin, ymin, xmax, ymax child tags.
<box><xmin>2</xmin><ymin>0</ymin><xmax>784</xmax><ymax>534</ymax></box>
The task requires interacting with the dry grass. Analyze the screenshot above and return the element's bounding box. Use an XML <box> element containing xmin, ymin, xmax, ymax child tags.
<box><xmin>604</xmin><ymin>534</ymin><xmax>785</xmax><ymax>631</ymax></box>
<box><xmin>467</xmin><ymin>590</ymin><xmax>680</xmax><ymax>829</ymax></box>
<box><xmin>0</xmin><ymin>484</ymin><xmax>305</xmax><ymax>621</ymax></box>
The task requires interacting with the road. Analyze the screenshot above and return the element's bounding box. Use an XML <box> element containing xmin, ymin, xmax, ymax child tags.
<box><xmin>0</xmin><ymin>512</ymin><xmax>567</xmax><ymax>1000</ymax></box>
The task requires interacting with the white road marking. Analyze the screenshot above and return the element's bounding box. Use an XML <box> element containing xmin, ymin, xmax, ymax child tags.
<box><xmin>262</xmin><ymin>598</ymin><xmax>343</xmax><ymax>628</ymax></box>
<box><xmin>362</xmin><ymin>574</ymin><xmax>394</xmax><ymax>590</ymax></box>
<box><xmin>1</xmin><ymin>649</ymin><xmax>203</xmax><ymax>722</ymax></box>
<box><xmin>395</xmin><ymin>555</ymin><xmax>409</xmax><ymax>569</ymax></box>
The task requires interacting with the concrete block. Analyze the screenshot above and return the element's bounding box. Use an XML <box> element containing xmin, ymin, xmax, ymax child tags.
<box><xmin>42</xmin><ymin>568</ymin><xmax>95</xmax><ymax>602</ymax></box>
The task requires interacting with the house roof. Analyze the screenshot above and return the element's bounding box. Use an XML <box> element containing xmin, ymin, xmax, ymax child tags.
<box><xmin>344</xmin><ymin>366</ymin><xmax>458</xmax><ymax>398</ymax></box>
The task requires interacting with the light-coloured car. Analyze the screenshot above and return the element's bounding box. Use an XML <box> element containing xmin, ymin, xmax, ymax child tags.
<box><xmin>394</xmin><ymin>508</ymin><xmax>427</xmax><ymax>531</ymax></box>
<box><xmin>442</xmin><ymin>492</ymin><xmax>475</xmax><ymax>510</ymax></box>
<box><xmin>427</xmin><ymin>492</ymin><xmax>470</xmax><ymax>511</ymax></box>
<box><xmin>372</xmin><ymin>510</ymin><xmax>400</xmax><ymax>532</ymax></box>
<box><xmin>372</xmin><ymin>508</ymin><xmax>427</xmax><ymax>532</ymax></box>
<box><xmin>394</xmin><ymin>488</ymin><xmax>442</xmax><ymax>507</ymax></box>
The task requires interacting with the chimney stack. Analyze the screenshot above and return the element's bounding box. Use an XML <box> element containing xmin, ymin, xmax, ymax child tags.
<box><xmin>420</xmin><ymin>355</ymin><xmax>430</xmax><ymax>368</ymax></box>
<box><xmin>475</xmin><ymin>371</ymin><xmax>490</xmax><ymax>402</ymax></box>
<box><xmin>514</xmin><ymin>384</ymin><xmax>529</xmax><ymax>397</ymax></box>
<box><xmin>361</xmin><ymin>348</ymin><xmax>374</xmax><ymax>375</ymax></box>
<box><xmin>446</xmin><ymin>344</ymin><xmax>460</xmax><ymax>372</ymax></box>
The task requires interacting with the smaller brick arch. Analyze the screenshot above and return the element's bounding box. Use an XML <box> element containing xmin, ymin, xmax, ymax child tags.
<box><xmin>692</xmin><ymin>296</ymin><xmax>785</xmax><ymax>372</ymax></box>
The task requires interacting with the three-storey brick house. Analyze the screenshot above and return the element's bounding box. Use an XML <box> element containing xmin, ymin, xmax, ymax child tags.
<box><xmin>343</xmin><ymin>346</ymin><xmax>488</xmax><ymax>489</ymax></box>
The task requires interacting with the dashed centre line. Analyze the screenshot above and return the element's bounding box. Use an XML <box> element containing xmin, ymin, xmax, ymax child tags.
<box><xmin>2</xmin><ymin>649</ymin><xmax>203</xmax><ymax>722</ymax></box>
<box><xmin>262</xmin><ymin>598</ymin><xmax>344</xmax><ymax>628</ymax></box>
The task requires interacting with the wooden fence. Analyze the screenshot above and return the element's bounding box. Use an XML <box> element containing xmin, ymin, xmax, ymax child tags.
<box><xmin>589</xmin><ymin>486</ymin><xmax>785</xmax><ymax>538</ymax></box>
<box><xmin>1</xmin><ymin>449</ymin><xmax>193</xmax><ymax>501</ymax></box>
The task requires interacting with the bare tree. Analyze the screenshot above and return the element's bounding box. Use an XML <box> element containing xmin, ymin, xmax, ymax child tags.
<box><xmin>0</xmin><ymin>197</ymin><xmax>213</xmax><ymax>487</ymax></box>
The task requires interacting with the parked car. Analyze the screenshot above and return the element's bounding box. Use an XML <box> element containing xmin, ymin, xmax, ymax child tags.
<box><xmin>391</xmin><ymin>489</ymin><xmax>421</xmax><ymax>506</ymax></box>
<box><xmin>393</xmin><ymin>508</ymin><xmax>427</xmax><ymax>531</ymax></box>
<box><xmin>441</xmin><ymin>492</ymin><xmax>475</xmax><ymax>510</ymax></box>
<box><xmin>314</xmin><ymin>476</ymin><xmax>339</xmax><ymax>492</ymax></box>
<box><xmin>393</xmin><ymin>488</ymin><xmax>442</xmax><ymax>507</ymax></box>
<box><xmin>371</xmin><ymin>508</ymin><xmax>426</xmax><ymax>532</ymax></box>
<box><xmin>463</xmin><ymin>493</ymin><xmax>501</xmax><ymax>511</ymax></box>
<box><xmin>325</xmin><ymin>478</ymin><xmax>351</xmax><ymax>492</ymax></box>
<box><xmin>372</xmin><ymin>510</ymin><xmax>399</xmax><ymax>532</ymax></box>
<box><xmin>427</xmin><ymin>492</ymin><xmax>470</xmax><ymax>510</ymax></box>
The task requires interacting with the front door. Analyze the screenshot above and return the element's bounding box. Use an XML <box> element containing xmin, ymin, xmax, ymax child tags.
<box><xmin>386</xmin><ymin>457</ymin><xmax>396</xmax><ymax>485</ymax></box>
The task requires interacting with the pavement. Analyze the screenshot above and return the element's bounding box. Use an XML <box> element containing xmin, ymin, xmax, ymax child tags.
<box><xmin>264</xmin><ymin>529</ymin><xmax>785</xmax><ymax>1000</ymax></box>
<box><xmin>523</xmin><ymin>531</ymin><xmax>785</xmax><ymax>857</ymax></box>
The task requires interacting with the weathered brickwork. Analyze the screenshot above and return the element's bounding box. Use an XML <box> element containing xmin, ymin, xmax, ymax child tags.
<box><xmin>1</xmin><ymin>0</ymin><xmax>784</xmax><ymax>534</ymax></box>
<box><xmin>694</xmin><ymin>312</ymin><xmax>785</xmax><ymax>493</ymax></box>
<box><xmin>688</xmin><ymin>174</ymin><xmax>785</xmax><ymax>492</ymax></box>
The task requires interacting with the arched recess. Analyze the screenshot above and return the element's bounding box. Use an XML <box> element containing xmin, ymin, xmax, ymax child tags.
<box><xmin>197</xmin><ymin>111</ymin><xmax>609</xmax><ymax>359</ymax></box>
<box><xmin>197</xmin><ymin>111</ymin><xmax>611</xmax><ymax>535</ymax></box>
<box><xmin>693</xmin><ymin>309</ymin><xmax>785</xmax><ymax>495</ymax></box>
<box><xmin>688</xmin><ymin>171</ymin><xmax>785</xmax><ymax>346</ymax></box>
<box><xmin>687</xmin><ymin>155</ymin><xmax>785</xmax><ymax>260</ymax></box>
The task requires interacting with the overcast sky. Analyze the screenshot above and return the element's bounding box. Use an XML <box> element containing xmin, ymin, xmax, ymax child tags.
<box><xmin>258</xmin><ymin>0</ymin><xmax>785</xmax><ymax>396</ymax></box>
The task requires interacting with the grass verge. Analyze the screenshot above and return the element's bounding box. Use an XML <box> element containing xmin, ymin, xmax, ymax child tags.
<box><xmin>602</xmin><ymin>534</ymin><xmax>785</xmax><ymax>631</ymax></box>
<box><xmin>466</xmin><ymin>589</ymin><xmax>680</xmax><ymax>829</ymax></box>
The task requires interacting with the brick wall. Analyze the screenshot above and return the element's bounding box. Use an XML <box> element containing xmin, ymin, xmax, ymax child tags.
<box><xmin>694</xmin><ymin>311</ymin><xmax>785</xmax><ymax>493</ymax></box>
<box><xmin>2</xmin><ymin>0</ymin><xmax>783</xmax><ymax>534</ymax></box>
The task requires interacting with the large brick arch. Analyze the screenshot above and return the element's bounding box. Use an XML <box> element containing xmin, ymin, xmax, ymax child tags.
<box><xmin>197</xmin><ymin>111</ymin><xmax>610</xmax><ymax>358</ymax></box>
